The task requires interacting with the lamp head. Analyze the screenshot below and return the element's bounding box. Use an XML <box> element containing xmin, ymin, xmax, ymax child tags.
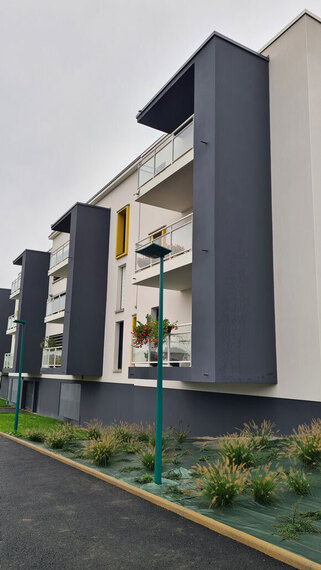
<box><xmin>135</xmin><ymin>243</ymin><xmax>171</xmax><ymax>259</ymax></box>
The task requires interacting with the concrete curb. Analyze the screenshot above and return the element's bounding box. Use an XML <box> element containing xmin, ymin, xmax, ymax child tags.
<box><xmin>1</xmin><ymin>431</ymin><xmax>320</xmax><ymax>570</ymax></box>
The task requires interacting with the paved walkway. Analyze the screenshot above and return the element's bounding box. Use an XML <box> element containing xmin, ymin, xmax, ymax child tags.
<box><xmin>0</xmin><ymin>437</ymin><xmax>291</xmax><ymax>570</ymax></box>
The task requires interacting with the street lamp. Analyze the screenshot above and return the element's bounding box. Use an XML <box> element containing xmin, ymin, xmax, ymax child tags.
<box><xmin>13</xmin><ymin>319</ymin><xmax>26</xmax><ymax>432</ymax></box>
<box><xmin>135</xmin><ymin>242</ymin><xmax>171</xmax><ymax>485</ymax></box>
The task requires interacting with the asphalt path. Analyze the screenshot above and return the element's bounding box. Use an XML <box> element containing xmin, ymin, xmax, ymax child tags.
<box><xmin>0</xmin><ymin>437</ymin><xmax>292</xmax><ymax>570</ymax></box>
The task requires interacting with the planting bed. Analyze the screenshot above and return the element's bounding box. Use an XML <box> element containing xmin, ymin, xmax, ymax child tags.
<box><xmin>16</xmin><ymin>426</ymin><xmax>321</xmax><ymax>566</ymax></box>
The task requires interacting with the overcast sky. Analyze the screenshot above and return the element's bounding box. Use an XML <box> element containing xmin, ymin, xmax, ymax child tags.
<box><xmin>0</xmin><ymin>0</ymin><xmax>320</xmax><ymax>286</ymax></box>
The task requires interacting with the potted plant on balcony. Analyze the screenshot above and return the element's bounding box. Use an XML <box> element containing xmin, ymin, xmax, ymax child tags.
<box><xmin>132</xmin><ymin>314</ymin><xmax>177</xmax><ymax>365</ymax></box>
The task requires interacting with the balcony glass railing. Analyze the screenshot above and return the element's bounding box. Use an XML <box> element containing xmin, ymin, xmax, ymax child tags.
<box><xmin>131</xmin><ymin>323</ymin><xmax>191</xmax><ymax>367</ymax></box>
<box><xmin>7</xmin><ymin>315</ymin><xmax>16</xmax><ymax>331</ymax></box>
<box><xmin>42</xmin><ymin>347</ymin><xmax>62</xmax><ymax>368</ymax></box>
<box><xmin>3</xmin><ymin>353</ymin><xmax>14</xmax><ymax>369</ymax></box>
<box><xmin>11</xmin><ymin>273</ymin><xmax>21</xmax><ymax>295</ymax></box>
<box><xmin>138</xmin><ymin>117</ymin><xmax>193</xmax><ymax>188</ymax></box>
<box><xmin>135</xmin><ymin>214</ymin><xmax>192</xmax><ymax>272</ymax></box>
<box><xmin>49</xmin><ymin>241</ymin><xmax>69</xmax><ymax>270</ymax></box>
<box><xmin>46</xmin><ymin>293</ymin><xmax>66</xmax><ymax>317</ymax></box>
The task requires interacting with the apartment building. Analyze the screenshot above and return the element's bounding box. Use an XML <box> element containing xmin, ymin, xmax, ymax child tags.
<box><xmin>0</xmin><ymin>10</ymin><xmax>320</xmax><ymax>435</ymax></box>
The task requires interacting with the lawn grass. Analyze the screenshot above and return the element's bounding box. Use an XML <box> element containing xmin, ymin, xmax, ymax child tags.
<box><xmin>0</xmin><ymin>413</ymin><xmax>63</xmax><ymax>434</ymax></box>
<box><xmin>0</xmin><ymin>398</ymin><xmax>12</xmax><ymax>408</ymax></box>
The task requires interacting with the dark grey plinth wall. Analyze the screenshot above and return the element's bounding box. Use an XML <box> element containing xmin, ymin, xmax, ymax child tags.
<box><xmin>2</xmin><ymin>251</ymin><xmax>50</xmax><ymax>375</ymax></box>
<box><xmin>0</xmin><ymin>289</ymin><xmax>14</xmax><ymax>370</ymax></box>
<box><xmin>44</xmin><ymin>203</ymin><xmax>110</xmax><ymax>376</ymax></box>
<box><xmin>136</xmin><ymin>33</ymin><xmax>276</xmax><ymax>385</ymax></box>
<box><xmin>34</xmin><ymin>377</ymin><xmax>321</xmax><ymax>436</ymax></box>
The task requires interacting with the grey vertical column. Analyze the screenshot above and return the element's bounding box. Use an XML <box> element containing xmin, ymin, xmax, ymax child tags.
<box><xmin>61</xmin><ymin>203</ymin><xmax>110</xmax><ymax>376</ymax></box>
<box><xmin>192</xmin><ymin>37</ymin><xmax>276</xmax><ymax>383</ymax></box>
<box><xmin>0</xmin><ymin>289</ymin><xmax>14</xmax><ymax>369</ymax></box>
<box><xmin>192</xmin><ymin>42</ymin><xmax>217</xmax><ymax>382</ymax></box>
<box><xmin>13</xmin><ymin>250</ymin><xmax>50</xmax><ymax>373</ymax></box>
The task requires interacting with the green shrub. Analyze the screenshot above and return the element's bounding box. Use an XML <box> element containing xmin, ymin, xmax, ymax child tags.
<box><xmin>83</xmin><ymin>433</ymin><xmax>118</xmax><ymax>466</ymax></box>
<box><xmin>285</xmin><ymin>467</ymin><xmax>311</xmax><ymax>495</ymax></box>
<box><xmin>190</xmin><ymin>458</ymin><xmax>248</xmax><ymax>507</ymax></box>
<box><xmin>173</xmin><ymin>421</ymin><xmax>190</xmax><ymax>444</ymax></box>
<box><xmin>134</xmin><ymin>473</ymin><xmax>153</xmax><ymax>485</ymax></box>
<box><xmin>274</xmin><ymin>503</ymin><xmax>321</xmax><ymax>540</ymax></box>
<box><xmin>240</xmin><ymin>420</ymin><xmax>277</xmax><ymax>449</ymax></box>
<box><xmin>251</xmin><ymin>464</ymin><xmax>281</xmax><ymax>504</ymax></box>
<box><xmin>220</xmin><ymin>435</ymin><xmax>256</xmax><ymax>467</ymax></box>
<box><xmin>85</xmin><ymin>420</ymin><xmax>103</xmax><ymax>440</ymax></box>
<box><xmin>23</xmin><ymin>428</ymin><xmax>46</xmax><ymax>443</ymax></box>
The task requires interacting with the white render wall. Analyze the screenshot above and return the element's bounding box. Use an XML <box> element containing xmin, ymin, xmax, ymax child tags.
<box><xmin>39</xmin><ymin>14</ymin><xmax>321</xmax><ymax>404</ymax></box>
<box><xmin>125</xmin><ymin>13</ymin><xmax>321</xmax><ymax>402</ymax></box>
<box><xmin>97</xmin><ymin>170</ymin><xmax>192</xmax><ymax>385</ymax></box>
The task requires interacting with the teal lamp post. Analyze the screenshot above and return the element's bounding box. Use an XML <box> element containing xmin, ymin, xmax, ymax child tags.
<box><xmin>13</xmin><ymin>319</ymin><xmax>26</xmax><ymax>432</ymax></box>
<box><xmin>135</xmin><ymin>242</ymin><xmax>171</xmax><ymax>485</ymax></box>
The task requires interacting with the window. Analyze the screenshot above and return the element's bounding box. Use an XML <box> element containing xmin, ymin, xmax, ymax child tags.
<box><xmin>151</xmin><ymin>306</ymin><xmax>159</xmax><ymax>320</ymax></box>
<box><xmin>114</xmin><ymin>321</ymin><xmax>124</xmax><ymax>371</ymax></box>
<box><xmin>117</xmin><ymin>265</ymin><xmax>126</xmax><ymax>310</ymax></box>
<box><xmin>115</xmin><ymin>205</ymin><xmax>129</xmax><ymax>259</ymax></box>
<box><xmin>131</xmin><ymin>314</ymin><xmax>137</xmax><ymax>331</ymax></box>
<box><xmin>149</xmin><ymin>227</ymin><xmax>166</xmax><ymax>245</ymax></box>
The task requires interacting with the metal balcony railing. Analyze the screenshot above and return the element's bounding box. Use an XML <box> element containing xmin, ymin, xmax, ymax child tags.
<box><xmin>131</xmin><ymin>323</ymin><xmax>191</xmax><ymax>367</ymax></box>
<box><xmin>49</xmin><ymin>241</ymin><xmax>69</xmax><ymax>270</ymax></box>
<box><xmin>138</xmin><ymin>117</ymin><xmax>193</xmax><ymax>188</ymax></box>
<box><xmin>11</xmin><ymin>273</ymin><xmax>21</xmax><ymax>295</ymax></box>
<box><xmin>135</xmin><ymin>213</ymin><xmax>193</xmax><ymax>272</ymax></box>
<box><xmin>46</xmin><ymin>293</ymin><xmax>66</xmax><ymax>317</ymax></box>
<box><xmin>42</xmin><ymin>347</ymin><xmax>62</xmax><ymax>368</ymax></box>
<box><xmin>7</xmin><ymin>315</ymin><xmax>16</xmax><ymax>331</ymax></box>
<box><xmin>3</xmin><ymin>353</ymin><xmax>14</xmax><ymax>369</ymax></box>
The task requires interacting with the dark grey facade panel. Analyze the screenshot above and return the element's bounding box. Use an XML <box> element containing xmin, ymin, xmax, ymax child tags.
<box><xmin>128</xmin><ymin>366</ymin><xmax>191</xmax><ymax>381</ymax></box>
<box><xmin>35</xmin><ymin>377</ymin><xmax>321</xmax><ymax>436</ymax></box>
<box><xmin>60</xmin><ymin>203</ymin><xmax>110</xmax><ymax>376</ymax></box>
<box><xmin>212</xmin><ymin>38</ymin><xmax>276</xmax><ymax>384</ymax></box>
<box><xmin>0</xmin><ymin>289</ymin><xmax>14</xmax><ymax>369</ymax></box>
<box><xmin>13</xmin><ymin>251</ymin><xmax>50</xmax><ymax>374</ymax></box>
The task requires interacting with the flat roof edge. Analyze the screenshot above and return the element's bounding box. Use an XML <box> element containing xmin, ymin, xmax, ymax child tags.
<box><xmin>260</xmin><ymin>9</ymin><xmax>321</xmax><ymax>52</ymax></box>
<box><xmin>136</xmin><ymin>31</ymin><xmax>267</xmax><ymax>122</ymax></box>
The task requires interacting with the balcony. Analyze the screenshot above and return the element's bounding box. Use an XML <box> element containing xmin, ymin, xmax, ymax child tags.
<box><xmin>10</xmin><ymin>273</ymin><xmax>21</xmax><ymax>300</ymax></box>
<box><xmin>44</xmin><ymin>293</ymin><xmax>66</xmax><ymax>324</ymax></box>
<box><xmin>131</xmin><ymin>323</ymin><xmax>191</xmax><ymax>367</ymax></box>
<box><xmin>6</xmin><ymin>315</ymin><xmax>17</xmax><ymax>335</ymax></box>
<box><xmin>132</xmin><ymin>214</ymin><xmax>192</xmax><ymax>290</ymax></box>
<box><xmin>136</xmin><ymin>118</ymin><xmax>193</xmax><ymax>212</ymax></box>
<box><xmin>3</xmin><ymin>353</ymin><xmax>14</xmax><ymax>369</ymax></box>
<box><xmin>48</xmin><ymin>241</ymin><xmax>69</xmax><ymax>278</ymax></box>
<box><xmin>42</xmin><ymin>347</ymin><xmax>62</xmax><ymax>368</ymax></box>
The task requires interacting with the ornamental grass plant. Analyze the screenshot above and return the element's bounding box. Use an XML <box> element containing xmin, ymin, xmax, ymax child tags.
<box><xmin>83</xmin><ymin>433</ymin><xmax>119</xmax><ymax>466</ymax></box>
<box><xmin>23</xmin><ymin>428</ymin><xmax>46</xmax><ymax>443</ymax></box>
<box><xmin>85</xmin><ymin>420</ymin><xmax>103</xmax><ymax>440</ymax></box>
<box><xmin>286</xmin><ymin>420</ymin><xmax>321</xmax><ymax>468</ymax></box>
<box><xmin>219</xmin><ymin>435</ymin><xmax>257</xmax><ymax>467</ymax></box>
<box><xmin>285</xmin><ymin>467</ymin><xmax>311</xmax><ymax>496</ymax></box>
<box><xmin>189</xmin><ymin>458</ymin><xmax>249</xmax><ymax>507</ymax></box>
<box><xmin>240</xmin><ymin>420</ymin><xmax>277</xmax><ymax>449</ymax></box>
<box><xmin>46</xmin><ymin>424</ymin><xmax>74</xmax><ymax>449</ymax></box>
<box><xmin>251</xmin><ymin>463</ymin><xmax>282</xmax><ymax>504</ymax></box>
